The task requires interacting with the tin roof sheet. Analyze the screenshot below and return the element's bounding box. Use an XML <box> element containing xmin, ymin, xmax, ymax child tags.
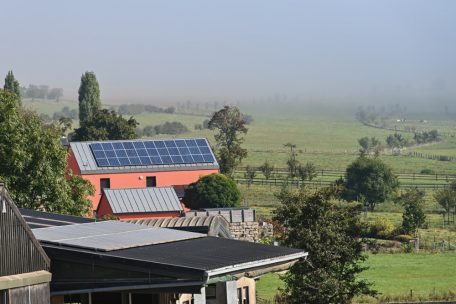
<box><xmin>32</xmin><ymin>221</ymin><xmax>204</xmax><ymax>252</ymax></box>
<box><xmin>103</xmin><ymin>187</ymin><xmax>183</xmax><ymax>214</ymax></box>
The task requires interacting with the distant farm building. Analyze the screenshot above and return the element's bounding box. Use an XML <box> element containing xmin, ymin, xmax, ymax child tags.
<box><xmin>67</xmin><ymin>138</ymin><xmax>219</xmax><ymax>211</ymax></box>
<box><xmin>97</xmin><ymin>187</ymin><xmax>184</xmax><ymax>220</ymax></box>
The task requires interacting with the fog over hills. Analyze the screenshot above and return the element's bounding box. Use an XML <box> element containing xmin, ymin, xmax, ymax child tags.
<box><xmin>1</xmin><ymin>1</ymin><xmax>455</xmax><ymax>109</ymax></box>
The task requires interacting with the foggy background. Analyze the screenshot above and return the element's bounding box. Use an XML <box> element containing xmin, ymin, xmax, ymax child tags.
<box><xmin>1</xmin><ymin>0</ymin><xmax>455</xmax><ymax>107</ymax></box>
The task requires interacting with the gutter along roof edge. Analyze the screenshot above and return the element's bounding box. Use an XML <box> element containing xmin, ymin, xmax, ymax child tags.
<box><xmin>205</xmin><ymin>251</ymin><xmax>308</xmax><ymax>278</ymax></box>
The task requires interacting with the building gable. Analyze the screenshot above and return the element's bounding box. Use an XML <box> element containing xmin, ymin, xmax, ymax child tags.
<box><xmin>0</xmin><ymin>185</ymin><xmax>50</xmax><ymax>277</ymax></box>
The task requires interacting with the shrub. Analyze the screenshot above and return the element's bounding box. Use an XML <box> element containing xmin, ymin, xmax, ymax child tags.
<box><xmin>142</xmin><ymin>125</ymin><xmax>157</xmax><ymax>137</ymax></box>
<box><xmin>394</xmin><ymin>234</ymin><xmax>413</xmax><ymax>243</ymax></box>
<box><xmin>184</xmin><ymin>173</ymin><xmax>241</xmax><ymax>209</ymax></box>
<box><xmin>420</xmin><ymin>168</ymin><xmax>435</xmax><ymax>175</ymax></box>
<box><xmin>369</xmin><ymin>217</ymin><xmax>396</xmax><ymax>239</ymax></box>
<box><xmin>155</xmin><ymin>121</ymin><xmax>188</xmax><ymax>135</ymax></box>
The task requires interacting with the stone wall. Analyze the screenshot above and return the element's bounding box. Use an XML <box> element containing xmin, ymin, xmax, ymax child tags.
<box><xmin>229</xmin><ymin>221</ymin><xmax>273</xmax><ymax>242</ymax></box>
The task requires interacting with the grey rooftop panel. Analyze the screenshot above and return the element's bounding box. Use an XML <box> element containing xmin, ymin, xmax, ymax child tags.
<box><xmin>32</xmin><ymin>221</ymin><xmax>205</xmax><ymax>252</ymax></box>
<box><xmin>103</xmin><ymin>187</ymin><xmax>183</xmax><ymax>214</ymax></box>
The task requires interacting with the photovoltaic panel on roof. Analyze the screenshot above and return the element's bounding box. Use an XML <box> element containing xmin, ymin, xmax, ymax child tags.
<box><xmin>32</xmin><ymin>221</ymin><xmax>205</xmax><ymax>252</ymax></box>
<box><xmin>89</xmin><ymin>138</ymin><xmax>215</xmax><ymax>168</ymax></box>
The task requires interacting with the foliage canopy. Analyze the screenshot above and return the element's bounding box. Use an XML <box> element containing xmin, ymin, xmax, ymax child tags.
<box><xmin>274</xmin><ymin>186</ymin><xmax>376</xmax><ymax>303</ymax></box>
<box><xmin>0</xmin><ymin>89</ymin><xmax>94</xmax><ymax>215</ymax></box>
<box><xmin>78</xmin><ymin>71</ymin><xmax>101</xmax><ymax>124</ymax></box>
<box><xmin>208</xmin><ymin>106</ymin><xmax>248</xmax><ymax>176</ymax></box>
<box><xmin>184</xmin><ymin>173</ymin><xmax>241</xmax><ymax>209</ymax></box>
<box><xmin>342</xmin><ymin>156</ymin><xmax>399</xmax><ymax>210</ymax></box>
<box><xmin>72</xmin><ymin>109</ymin><xmax>138</xmax><ymax>141</ymax></box>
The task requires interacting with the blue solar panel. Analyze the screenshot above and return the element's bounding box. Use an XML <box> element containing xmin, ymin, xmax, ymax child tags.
<box><xmin>90</xmin><ymin>139</ymin><xmax>215</xmax><ymax>167</ymax></box>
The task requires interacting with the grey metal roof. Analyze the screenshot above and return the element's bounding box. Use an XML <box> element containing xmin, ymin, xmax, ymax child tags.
<box><xmin>32</xmin><ymin>221</ymin><xmax>205</xmax><ymax>252</ymax></box>
<box><xmin>70</xmin><ymin>138</ymin><xmax>219</xmax><ymax>174</ymax></box>
<box><xmin>102</xmin><ymin>187</ymin><xmax>183</xmax><ymax>214</ymax></box>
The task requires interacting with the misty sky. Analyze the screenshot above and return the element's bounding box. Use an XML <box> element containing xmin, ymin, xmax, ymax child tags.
<box><xmin>1</xmin><ymin>1</ymin><xmax>455</xmax><ymax>104</ymax></box>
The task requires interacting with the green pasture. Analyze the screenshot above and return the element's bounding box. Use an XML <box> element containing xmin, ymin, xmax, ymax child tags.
<box><xmin>257</xmin><ymin>253</ymin><xmax>456</xmax><ymax>302</ymax></box>
<box><xmin>23</xmin><ymin>100</ymin><xmax>456</xmax><ymax>173</ymax></box>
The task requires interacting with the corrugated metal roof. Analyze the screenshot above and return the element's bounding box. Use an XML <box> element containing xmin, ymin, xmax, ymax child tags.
<box><xmin>103</xmin><ymin>187</ymin><xmax>183</xmax><ymax>214</ymax></box>
<box><xmin>70</xmin><ymin>138</ymin><xmax>219</xmax><ymax>174</ymax></box>
<box><xmin>32</xmin><ymin>221</ymin><xmax>205</xmax><ymax>252</ymax></box>
<box><xmin>126</xmin><ymin>215</ymin><xmax>232</xmax><ymax>238</ymax></box>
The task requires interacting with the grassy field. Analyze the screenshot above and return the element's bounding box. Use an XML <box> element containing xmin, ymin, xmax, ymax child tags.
<box><xmin>257</xmin><ymin>253</ymin><xmax>456</xmax><ymax>302</ymax></box>
<box><xmin>24</xmin><ymin>99</ymin><xmax>456</xmax><ymax>174</ymax></box>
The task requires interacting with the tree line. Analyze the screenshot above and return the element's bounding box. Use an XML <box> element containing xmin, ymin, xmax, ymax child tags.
<box><xmin>21</xmin><ymin>85</ymin><xmax>64</xmax><ymax>101</ymax></box>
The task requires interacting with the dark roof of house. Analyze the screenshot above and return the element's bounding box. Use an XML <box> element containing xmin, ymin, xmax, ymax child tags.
<box><xmin>126</xmin><ymin>215</ymin><xmax>232</xmax><ymax>238</ymax></box>
<box><xmin>70</xmin><ymin>138</ymin><xmax>219</xmax><ymax>174</ymax></box>
<box><xmin>100</xmin><ymin>187</ymin><xmax>183</xmax><ymax>215</ymax></box>
<box><xmin>107</xmin><ymin>236</ymin><xmax>304</xmax><ymax>273</ymax></box>
<box><xmin>20</xmin><ymin>208</ymin><xmax>94</xmax><ymax>229</ymax></box>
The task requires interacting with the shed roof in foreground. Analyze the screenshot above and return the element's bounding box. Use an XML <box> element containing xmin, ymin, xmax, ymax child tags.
<box><xmin>19</xmin><ymin>208</ymin><xmax>94</xmax><ymax>229</ymax></box>
<box><xmin>32</xmin><ymin>221</ymin><xmax>204</xmax><ymax>252</ymax></box>
<box><xmin>70</xmin><ymin>138</ymin><xmax>219</xmax><ymax>174</ymax></box>
<box><xmin>101</xmin><ymin>187</ymin><xmax>183</xmax><ymax>214</ymax></box>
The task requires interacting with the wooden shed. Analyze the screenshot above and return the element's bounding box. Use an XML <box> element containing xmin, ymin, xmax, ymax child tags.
<box><xmin>0</xmin><ymin>185</ymin><xmax>52</xmax><ymax>304</ymax></box>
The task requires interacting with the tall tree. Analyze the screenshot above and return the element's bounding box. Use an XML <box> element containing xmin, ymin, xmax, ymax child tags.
<box><xmin>396</xmin><ymin>188</ymin><xmax>426</xmax><ymax>235</ymax></box>
<box><xmin>0</xmin><ymin>89</ymin><xmax>94</xmax><ymax>215</ymax></box>
<box><xmin>342</xmin><ymin>156</ymin><xmax>399</xmax><ymax>210</ymax></box>
<box><xmin>3</xmin><ymin>71</ymin><xmax>21</xmax><ymax>105</ymax></box>
<box><xmin>78</xmin><ymin>71</ymin><xmax>101</xmax><ymax>124</ymax></box>
<box><xmin>434</xmin><ymin>180</ymin><xmax>456</xmax><ymax>225</ymax></box>
<box><xmin>284</xmin><ymin>143</ymin><xmax>300</xmax><ymax>178</ymax></box>
<box><xmin>208</xmin><ymin>106</ymin><xmax>248</xmax><ymax>176</ymax></box>
<box><xmin>274</xmin><ymin>186</ymin><xmax>376</xmax><ymax>303</ymax></box>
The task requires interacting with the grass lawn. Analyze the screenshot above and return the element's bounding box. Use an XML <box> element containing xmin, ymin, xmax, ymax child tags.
<box><xmin>257</xmin><ymin>253</ymin><xmax>456</xmax><ymax>302</ymax></box>
<box><xmin>256</xmin><ymin>272</ymin><xmax>285</xmax><ymax>301</ymax></box>
<box><xmin>359</xmin><ymin>253</ymin><xmax>456</xmax><ymax>301</ymax></box>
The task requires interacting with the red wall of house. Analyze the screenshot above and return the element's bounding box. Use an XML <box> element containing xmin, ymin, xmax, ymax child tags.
<box><xmin>68</xmin><ymin>151</ymin><xmax>218</xmax><ymax>211</ymax></box>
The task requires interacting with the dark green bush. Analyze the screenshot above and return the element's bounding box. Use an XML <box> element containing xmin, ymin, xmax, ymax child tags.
<box><xmin>184</xmin><ymin>173</ymin><xmax>241</xmax><ymax>209</ymax></box>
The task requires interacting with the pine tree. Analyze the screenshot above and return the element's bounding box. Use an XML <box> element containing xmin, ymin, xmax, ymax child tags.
<box><xmin>3</xmin><ymin>71</ymin><xmax>21</xmax><ymax>105</ymax></box>
<box><xmin>78</xmin><ymin>71</ymin><xmax>101</xmax><ymax>125</ymax></box>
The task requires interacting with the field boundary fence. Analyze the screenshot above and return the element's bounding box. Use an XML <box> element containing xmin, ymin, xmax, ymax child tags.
<box><xmin>235</xmin><ymin>167</ymin><xmax>455</xmax><ymax>190</ymax></box>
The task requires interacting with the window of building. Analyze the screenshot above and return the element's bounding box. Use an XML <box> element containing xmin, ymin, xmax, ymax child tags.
<box><xmin>146</xmin><ymin>176</ymin><xmax>157</xmax><ymax>187</ymax></box>
<box><xmin>237</xmin><ymin>288</ymin><xmax>242</xmax><ymax>304</ymax></box>
<box><xmin>0</xmin><ymin>290</ymin><xmax>8</xmax><ymax>304</ymax></box>
<box><xmin>100</xmin><ymin>178</ymin><xmax>110</xmax><ymax>191</ymax></box>
<box><xmin>206</xmin><ymin>285</ymin><xmax>216</xmax><ymax>299</ymax></box>
<box><xmin>243</xmin><ymin>287</ymin><xmax>249</xmax><ymax>304</ymax></box>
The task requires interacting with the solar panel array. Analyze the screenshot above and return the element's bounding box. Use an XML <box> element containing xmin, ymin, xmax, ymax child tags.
<box><xmin>89</xmin><ymin>138</ymin><xmax>215</xmax><ymax>167</ymax></box>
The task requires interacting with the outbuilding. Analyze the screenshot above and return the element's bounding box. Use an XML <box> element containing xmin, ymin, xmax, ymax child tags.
<box><xmin>0</xmin><ymin>185</ymin><xmax>52</xmax><ymax>304</ymax></box>
<box><xmin>97</xmin><ymin>187</ymin><xmax>184</xmax><ymax>220</ymax></box>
